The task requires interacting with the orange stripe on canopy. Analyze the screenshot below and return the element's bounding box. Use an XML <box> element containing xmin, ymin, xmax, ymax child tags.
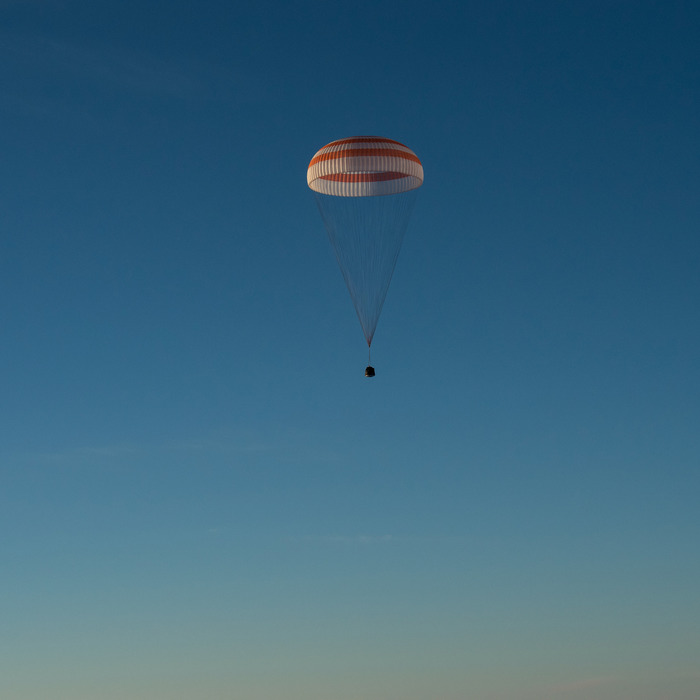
<box><xmin>320</xmin><ymin>172</ymin><xmax>409</xmax><ymax>183</ymax></box>
<box><xmin>329</xmin><ymin>136</ymin><xmax>406</xmax><ymax>146</ymax></box>
<box><xmin>309</xmin><ymin>148</ymin><xmax>422</xmax><ymax>167</ymax></box>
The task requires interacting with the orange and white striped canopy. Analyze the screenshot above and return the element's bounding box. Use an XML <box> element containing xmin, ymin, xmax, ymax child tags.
<box><xmin>307</xmin><ymin>136</ymin><xmax>423</xmax><ymax>197</ymax></box>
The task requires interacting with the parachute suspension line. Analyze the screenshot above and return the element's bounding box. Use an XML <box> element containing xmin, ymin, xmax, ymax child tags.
<box><xmin>313</xmin><ymin>189</ymin><xmax>418</xmax><ymax>348</ymax></box>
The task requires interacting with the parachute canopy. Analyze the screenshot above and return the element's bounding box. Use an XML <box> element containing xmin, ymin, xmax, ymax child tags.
<box><xmin>308</xmin><ymin>136</ymin><xmax>423</xmax><ymax>357</ymax></box>
<box><xmin>307</xmin><ymin>136</ymin><xmax>423</xmax><ymax>197</ymax></box>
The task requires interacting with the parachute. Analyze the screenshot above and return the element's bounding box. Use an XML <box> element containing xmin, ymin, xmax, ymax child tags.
<box><xmin>308</xmin><ymin>136</ymin><xmax>423</xmax><ymax>376</ymax></box>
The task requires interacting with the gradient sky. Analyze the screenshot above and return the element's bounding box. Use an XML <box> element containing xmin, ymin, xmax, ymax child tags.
<box><xmin>1</xmin><ymin>1</ymin><xmax>699</xmax><ymax>699</ymax></box>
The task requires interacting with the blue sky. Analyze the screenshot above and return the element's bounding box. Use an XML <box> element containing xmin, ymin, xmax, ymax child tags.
<box><xmin>1</xmin><ymin>1</ymin><xmax>699</xmax><ymax>698</ymax></box>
